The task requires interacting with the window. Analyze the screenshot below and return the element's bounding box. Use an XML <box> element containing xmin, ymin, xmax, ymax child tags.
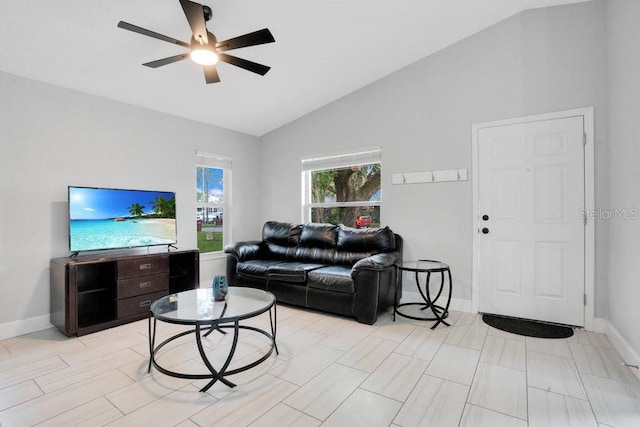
<box><xmin>196</xmin><ymin>151</ymin><xmax>231</xmax><ymax>254</ymax></box>
<box><xmin>302</xmin><ymin>147</ymin><xmax>381</xmax><ymax>228</ymax></box>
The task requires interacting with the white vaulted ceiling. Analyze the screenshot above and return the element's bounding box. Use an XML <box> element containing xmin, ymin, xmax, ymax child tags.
<box><xmin>0</xmin><ymin>0</ymin><xmax>590</xmax><ymax>136</ymax></box>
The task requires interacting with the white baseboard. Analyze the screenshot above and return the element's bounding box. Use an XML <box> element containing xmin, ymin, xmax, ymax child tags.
<box><xmin>604</xmin><ymin>319</ymin><xmax>640</xmax><ymax>382</ymax></box>
<box><xmin>592</xmin><ymin>317</ymin><xmax>608</xmax><ymax>334</ymax></box>
<box><xmin>0</xmin><ymin>315</ymin><xmax>54</xmax><ymax>341</ymax></box>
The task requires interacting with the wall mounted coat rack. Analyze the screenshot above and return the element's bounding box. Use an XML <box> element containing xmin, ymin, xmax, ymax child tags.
<box><xmin>391</xmin><ymin>168</ymin><xmax>468</xmax><ymax>185</ymax></box>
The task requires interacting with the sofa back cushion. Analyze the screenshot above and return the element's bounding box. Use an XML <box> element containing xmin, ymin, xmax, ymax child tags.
<box><xmin>295</xmin><ymin>223</ymin><xmax>338</xmax><ymax>263</ymax></box>
<box><xmin>262</xmin><ymin>221</ymin><xmax>302</xmax><ymax>259</ymax></box>
<box><xmin>334</xmin><ymin>225</ymin><xmax>397</xmax><ymax>264</ymax></box>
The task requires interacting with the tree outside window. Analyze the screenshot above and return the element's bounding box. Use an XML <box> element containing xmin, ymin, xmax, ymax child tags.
<box><xmin>309</xmin><ymin>163</ymin><xmax>381</xmax><ymax>228</ymax></box>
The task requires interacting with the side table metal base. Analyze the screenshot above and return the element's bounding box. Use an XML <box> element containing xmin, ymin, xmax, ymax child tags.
<box><xmin>395</xmin><ymin>260</ymin><xmax>453</xmax><ymax>329</ymax></box>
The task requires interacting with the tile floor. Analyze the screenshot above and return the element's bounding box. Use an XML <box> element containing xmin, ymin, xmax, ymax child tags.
<box><xmin>1</xmin><ymin>306</ymin><xmax>640</xmax><ymax>426</ymax></box>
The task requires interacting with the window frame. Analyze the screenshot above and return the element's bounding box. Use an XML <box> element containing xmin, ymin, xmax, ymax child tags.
<box><xmin>301</xmin><ymin>147</ymin><xmax>381</xmax><ymax>225</ymax></box>
<box><xmin>196</xmin><ymin>151</ymin><xmax>232</xmax><ymax>258</ymax></box>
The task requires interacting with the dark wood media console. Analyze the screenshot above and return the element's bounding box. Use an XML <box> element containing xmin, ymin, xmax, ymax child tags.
<box><xmin>50</xmin><ymin>249</ymin><xmax>199</xmax><ymax>336</ymax></box>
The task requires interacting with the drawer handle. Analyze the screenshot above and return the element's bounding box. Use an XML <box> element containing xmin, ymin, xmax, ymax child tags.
<box><xmin>139</xmin><ymin>281</ymin><xmax>151</xmax><ymax>288</ymax></box>
<box><xmin>139</xmin><ymin>263</ymin><xmax>152</xmax><ymax>270</ymax></box>
<box><xmin>139</xmin><ymin>300</ymin><xmax>152</xmax><ymax>307</ymax></box>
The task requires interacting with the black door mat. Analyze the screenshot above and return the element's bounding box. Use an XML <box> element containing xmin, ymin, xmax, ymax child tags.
<box><xmin>482</xmin><ymin>314</ymin><xmax>574</xmax><ymax>338</ymax></box>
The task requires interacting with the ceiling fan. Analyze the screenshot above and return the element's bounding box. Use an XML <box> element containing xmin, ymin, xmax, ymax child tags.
<box><xmin>117</xmin><ymin>0</ymin><xmax>275</xmax><ymax>84</ymax></box>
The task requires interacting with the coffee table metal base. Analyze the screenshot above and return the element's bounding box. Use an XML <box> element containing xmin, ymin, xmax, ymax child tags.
<box><xmin>147</xmin><ymin>307</ymin><xmax>278</xmax><ymax>392</ymax></box>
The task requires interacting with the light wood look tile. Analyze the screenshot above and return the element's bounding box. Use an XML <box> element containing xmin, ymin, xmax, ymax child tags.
<box><xmin>189</xmin><ymin>374</ymin><xmax>297</xmax><ymax>427</ymax></box>
<box><xmin>1</xmin><ymin>328</ymin><xmax>76</xmax><ymax>356</ymax></box>
<box><xmin>528</xmin><ymin>386</ymin><xmax>598</xmax><ymax>427</ymax></box>
<box><xmin>269</xmin><ymin>343</ymin><xmax>343</xmax><ymax>385</ymax></box>
<box><xmin>527</xmin><ymin>351</ymin><xmax>587</xmax><ymax>400</ymax></box>
<box><xmin>0</xmin><ymin>355</ymin><xmax>68</xmax><ymax>390</ymax></box>
<box><xmin>468</xmin><ymin>362</ymin><xmax>527</xmax><ymax>419</ymax></box>
<box><xmin>283</xmin><ymin>363</ymin><xmax>368</xmax><ymax>420</ymax></box>
<box><xmin>569</xmin><ymin>341</ymin><xmax>639</xmax><ymax>383</ymax></box>
<box><xmin>394</xmin><ymin>326</ymin><xmax>448</xmax><ymax>361</ymax></box>
<box><xmin>360</xmin><ymin>352</ymin><xmax>429</xmax><ymax>401</ymax></box>
<box><xmin>460</xmin><ymin>404</ymin><xmax>528</xmax><ymax>427</ymax></box>
<box><xmin>526</xmin><ymin>336</ymin><xmax>573</xmax><ymax>359</ymax></box>
<box><xmin>581</xmin><ymin>373</ymin><xmax>640</xmax><ymax>426</ymax></box>
<box><xmin>273</xmin><ymin>328</ymin><xmax>325</xmax><ymax>360</ymax></box>
<box><xmin>318</xmin><ymin>321</ymin><xmax>374</xmax><ymax>351</ymax></box>
<box><xmin>371</xmin><ymin>320</ymin><xmax>416</xmax><ymax>343</ymax></box>
<box><xmin>303</xmin><ymin>313</ymin><xmax>352</xmax><ymax>335</ymax></box>
<box><xmin>0</xmin><ymin>380</ymin><xmax>43</xmax><ymax>411</ymax></box>
<box><xmin>425</xmin><ymin>343</ymin><xmax>481</xmax><ymax>385</ymax></box>
<box><xmin>336</xmin><ymin>336</ymin><xmax>398</xmax><ymax>373</ymax></box>
<box><xmin>394</xmin><ymin>374</ymin><xmax>468</xmax><ymax>427</ymax></box>
<box><xmin>444</xmin><ymin>321</ymin><xmax>488</xmax><ymax>351</ymax></box>
<box><xmin>106</xmin><ymin>362</ymin><xmax>200</xmax><ymax>414</ymax></box>
<box><xmin>35</xmin><ymin>396</ymin><xmax>122</xmax><ymax>427</ymax></box>
<box><xmin>250</xmin><ymin>403</ymin><xmax>321</xmax><ymax>427</ymax></box>
<box><xmin>35</xmin><ymin>348</ymin><xmax>144</xmax><ymax>393</ymax></box>
<box><xmin>0</xmin><ymin>370</ymin><xmax>133</xmax><ymax>426</ymax></box>
<box><xmin>107</xmin><ymin>384</ymin><xmax>213</xmax><ymax>427</ymax></box>
<box><xmin>322</xmin><ymin>388</ymin><xmax>402</xmax><ymax>427</ymax></box>
<box><xmin>0</xmin><ymin>305</ymin><xmax>637</xmax><ymax>426</ymax></box>
<box><xmin>480</xmin><ymin>334</ymin><xmax>526</xmax><ymax>371</ymax></box>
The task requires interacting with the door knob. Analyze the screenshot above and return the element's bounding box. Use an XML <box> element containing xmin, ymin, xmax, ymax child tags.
<box><xmin>482</xmin><ymin>228</ymin><xmax>490</xmax><ymax>234</ymax></box>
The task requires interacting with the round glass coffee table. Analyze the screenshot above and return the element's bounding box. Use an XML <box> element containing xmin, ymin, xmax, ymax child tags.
<box><xmin>396</xmin><ymin>260</ymin><xmax>452</xmax><ymax>329</ymax></box>
<box><xmin>148</xmin><ymin>286</ymin><xmax>277</xmax><ymax>392</ymax></box>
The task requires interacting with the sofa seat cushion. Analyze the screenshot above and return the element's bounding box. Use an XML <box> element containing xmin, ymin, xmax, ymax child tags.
<box><xmin>237</xmin><ymin>260</ymin><xmax>283</xmax><ymax>279</ymax></box>
<box><xmin>307</xmin><ymin>265</ymin><xmax>354</xmax><ymax>293</ymax></box>
<box><xmin>267</xmin><ymin>262</ymin><xmax>327</xmax><ymax>283</ymax></box>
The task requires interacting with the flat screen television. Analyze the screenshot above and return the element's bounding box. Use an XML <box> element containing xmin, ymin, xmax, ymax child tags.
<box><xmin>68</xmin><ymin>186</ymin><xmax>177</xmax><ymax>253</ymax></box>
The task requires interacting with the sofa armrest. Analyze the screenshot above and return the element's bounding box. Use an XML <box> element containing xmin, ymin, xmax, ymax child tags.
<box><xmin>224</xmin><ymin>240</ymin><xmax>265</xmax><ymax>261</ymax></box>
<box><xmin>352</xmin><ymin>251</ymin><xmax>401</xmax><ymax>274</ymax></box>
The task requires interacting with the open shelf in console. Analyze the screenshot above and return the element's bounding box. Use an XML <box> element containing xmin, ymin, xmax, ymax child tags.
<box><xmin>169</xmin><ymin>251</ymin><xmax>199</xmax><ymax>294</ymax></box>
<box><xmin>51</xmin><ymin>249</ymin><xmax>199</xmax><ymax>336</ymax></box>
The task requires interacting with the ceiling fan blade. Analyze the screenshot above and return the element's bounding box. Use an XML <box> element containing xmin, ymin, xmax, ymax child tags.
<box><xmin>143</xmin><ymin>53</ymin><xmax>190</xmax><ymax>68</ymax></box>
<box><xmin>216</xmin><ymin>29</ymin><xmax>275</xmax><ymax>52</ymax></box>
<box><xmin>179</xmin><ymin>0</ymin><xmax>208</xmax><ymax>45</ymax></box>
<box><xmin>218</xmin><ymin>53</ymin><xmax>271</xmax><ymax>75</ymax></box>
<box><xmin>203</xmin><ymin>65</ymin><xmax>220</xmax><ymax>84</ymax></box>
<box><xmin>117</xmin><ymin>21</ymin><xmax>190</xmax><ymax>49</ymax></box>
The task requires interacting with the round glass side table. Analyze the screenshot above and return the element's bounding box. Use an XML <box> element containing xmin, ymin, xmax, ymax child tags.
<box><xmin>396</xmin><ymin>260</ymin><xmax>452</xmax><ymax>329</ymax></box>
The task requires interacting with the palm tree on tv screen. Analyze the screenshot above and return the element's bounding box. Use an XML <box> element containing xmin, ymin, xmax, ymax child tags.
<box><xmin>151</xmin><ymin>196</ymin><xmax>176</xmax><ymax>218</ymax></box>
<box><xmin>128</xmin><ymin>203</ymin><xmax>145</xmax><ymax>218</ymax></box>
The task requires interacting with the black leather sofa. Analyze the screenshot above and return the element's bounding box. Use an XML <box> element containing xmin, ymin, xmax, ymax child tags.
<box><xmin>224</xmin><ymin>221</ymin><xmax>403</xmax><ymax>324</ymax></box>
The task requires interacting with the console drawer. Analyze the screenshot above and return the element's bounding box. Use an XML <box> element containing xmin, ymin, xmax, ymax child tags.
<box><xmin>117</xmin><ymin>291</ymin><xmax>166</xmax><ymax>319</ymax></box>
<box><xmin>117</xmin><ymin>255</ymin><xmax>169</xmax><ymax>279</ymax></box>
<box><xmin>117</xmin><ymin>272</ymin><xmax>168</xmax><ymax>299</ymax></box>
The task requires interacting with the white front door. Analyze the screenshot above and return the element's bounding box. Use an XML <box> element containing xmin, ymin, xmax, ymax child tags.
<box><xmin>477</xmin><ymin>116</ymin><xmax>585</xmax><ymax>326</ymax></box>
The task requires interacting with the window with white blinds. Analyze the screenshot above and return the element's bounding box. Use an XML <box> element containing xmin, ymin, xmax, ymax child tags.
<box><xmin>301</xmin><ymin>147</ymin><xmax>381</xmax><ymax>171</ymax></box>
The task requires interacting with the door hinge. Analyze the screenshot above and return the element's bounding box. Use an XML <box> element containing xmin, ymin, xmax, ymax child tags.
<box><xmin>584</xmin><ymin>215</ymin><xmax>587</xmax><ymax>226</ymax></box>
<box><xmin>584</xmin><ymin>293</ymin><xmax>587</xmax><ymax>306</ymax></box>
<box><xmin>583</xmin><ymin>133</ymin><xmax>587</xmax><ymax>146</ymax></box>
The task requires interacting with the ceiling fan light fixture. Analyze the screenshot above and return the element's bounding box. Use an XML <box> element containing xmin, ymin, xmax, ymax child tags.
<box><xmin>190</xmin><ymin>47</ymin><xmax>218</xmax><ymax>65</ymax></box>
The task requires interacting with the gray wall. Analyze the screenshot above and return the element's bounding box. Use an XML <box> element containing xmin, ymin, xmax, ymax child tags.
<box><xmin>0</xmin><ymin>71</ymin><xmax>262</xmax><ymax>334</ymax></box>
<box><xmin>260</xmin><ymin>2</ymin><xmax>608</xmax><ymax>311</ymax></box>
<box><xmin>606</xmin><ymin>0</ymin><xmax>640</xmax><ymax>360</ymax></box>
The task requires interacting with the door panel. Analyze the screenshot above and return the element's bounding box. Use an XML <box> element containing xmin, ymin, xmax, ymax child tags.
<box><xmin>478</xmin><ymin>116</ymin><xmax>585</xmax><ymax>326</ymax></box>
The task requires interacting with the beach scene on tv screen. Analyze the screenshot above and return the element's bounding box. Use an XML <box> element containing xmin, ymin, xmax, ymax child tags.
<box><xmin>69</xmin><ymin>187</ymin><xmax>177</xmax><ymax>251</ymax></box>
